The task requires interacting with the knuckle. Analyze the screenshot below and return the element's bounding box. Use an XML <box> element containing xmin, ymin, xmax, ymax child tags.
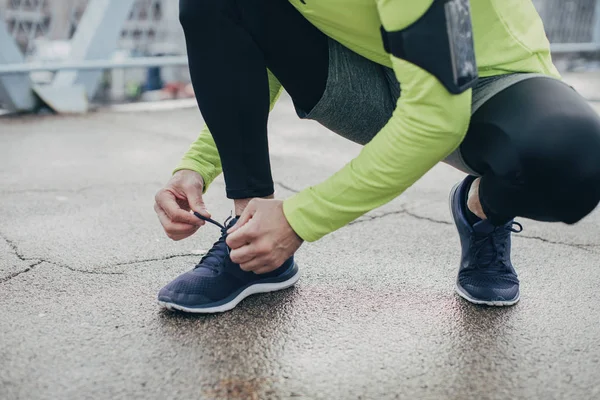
<box><xmin>263</xmin><ymin>241</ymin><xmax>275</xmax><ymax>252</ymax></box>
<box><xmin>246</xmin><ymin>225</ymin><xmax>259</xmax><ymax>238</ymax></box>
<box><xmin>257</xmin><ymin>243</ymin><xmax>271</xmax><ymax>255</ymax></box>
<box><xmin>265</xmin><ymin>255</ymin><xmax>276</xmax><ymax>266</ymax></box>
<box><xmin>226</xmin><ymin>236</ymin><xmax>238</xmax><ymax>249</ymax></box>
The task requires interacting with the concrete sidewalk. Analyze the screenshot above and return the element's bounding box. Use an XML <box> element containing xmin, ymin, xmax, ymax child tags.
<box><xmin>1</xmin><ymin>96</ymin><xmax>600</xmax><ymax>400</ymax></box>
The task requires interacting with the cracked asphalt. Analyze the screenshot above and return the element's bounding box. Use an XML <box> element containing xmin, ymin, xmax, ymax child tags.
<box><xmin>1</xmin><ymin>94</ymin><xmax>600</xmax><ymax>400</ymax></box>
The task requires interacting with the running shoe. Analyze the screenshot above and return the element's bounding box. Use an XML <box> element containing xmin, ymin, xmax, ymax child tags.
<box><xmin>450</xmin><ymin>176</ymin><xmax>522</xmax><ymax>306</ymax></box>
<box><xmin>158</xmin><ymin>215</ymin><xmax>299</xmax><ymax>313</ymax></box>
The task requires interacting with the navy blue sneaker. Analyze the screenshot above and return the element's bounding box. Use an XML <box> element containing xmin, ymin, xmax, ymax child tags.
<box><xmin>450</xmin><ymin>176</ymin><xmax>522</xmax><ymax>306</ymax></box>
<box><xmin>158</xmin><ymin>215</ymin><xmax>299</xmax><ymax>313</ymax></box>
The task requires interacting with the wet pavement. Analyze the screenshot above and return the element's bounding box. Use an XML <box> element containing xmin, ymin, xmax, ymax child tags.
<box><xmin>1</xmin><ymin>95</ymin><xmax>600</xmax><ymax>400</ymax></box>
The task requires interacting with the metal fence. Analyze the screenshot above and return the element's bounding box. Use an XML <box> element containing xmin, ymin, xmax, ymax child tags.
<box><xmin>0</xmin><ymin>0</ymin><xmax>189</xmax><ymax>112</ymax></box>
<box><xmin>1</xmin><ymin>0</ymin><xmax>600</xmax><ymax>113</ymax></box>
<box><xmin>533</xmin><ymin>0</ymin><xmax>600</xmax><ymax>52</ymax></box>
<box><xmin>1</xmin><ymin>0</ymin><xmax>185</xmax><ymax>56</ymax></box>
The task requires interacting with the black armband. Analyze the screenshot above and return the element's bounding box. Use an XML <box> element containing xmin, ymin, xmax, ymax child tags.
<box><xmin>380</xmin><ymin>0</ymin><xmax>478</xmax><ymax>94</ymax></box>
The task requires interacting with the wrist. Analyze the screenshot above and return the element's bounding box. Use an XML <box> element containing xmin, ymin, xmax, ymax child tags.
<box><xmin>280</xmin><ymin>200</ymin><xmax>304</xmax><ymax>244</ymax></box>
<box><xmin>173</xmin><ymin>158</ymin><xmax>218</xmax><ymax>194</ymax></box>
<box><xmin>173</xmin><ymin>168</ymin><xmax>205</xmax><ymax>190</ymax></box>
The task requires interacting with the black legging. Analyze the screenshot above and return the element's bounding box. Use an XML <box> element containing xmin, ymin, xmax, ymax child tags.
<box><xmin>463</xmin><ymin>78</ymin><xmax>600</xmax><ymax>224</ymax></box>
<box><xmin>179</xmin><ymin>0</ymin><xmax>328</xmax><ymax>199</ymax></box>
<box><xmin>179</xmin><ymin>0</ymin><xmax>600</xmax><ymax>225</ymax></box>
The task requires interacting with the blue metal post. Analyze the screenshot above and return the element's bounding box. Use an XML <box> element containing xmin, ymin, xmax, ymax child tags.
<box><xmin>0</xmin><ymin>17</ymin><xmax>36</xmax><ymax>112</ymax></box>
<box><xmin>51</xmin><ymin>0</ymin><xmax>136</xmax><ymax>100</ymax></box>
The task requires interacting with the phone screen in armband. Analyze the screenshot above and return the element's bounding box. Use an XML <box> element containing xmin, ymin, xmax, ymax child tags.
<box><xmin>445</xmin><ymin>0</ymin><xmax>478</xmax><ymax>90</ymax></box>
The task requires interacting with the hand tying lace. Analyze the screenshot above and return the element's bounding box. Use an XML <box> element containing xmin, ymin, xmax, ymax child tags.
<box><xmin>192</xmin><ymin>212</ymin><xmax>233</xmax><ymax>272</ymax></box>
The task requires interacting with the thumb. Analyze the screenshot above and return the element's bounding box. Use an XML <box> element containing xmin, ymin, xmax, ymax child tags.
<box><xmin>187</xmin><ymin>190</ymin><xmax>211</xmax><ymax>218</ymax></box>
<box><xmin>228</xmin><ymin>200</ymin><xmax>257</xmax><ymax>234</ymax></box>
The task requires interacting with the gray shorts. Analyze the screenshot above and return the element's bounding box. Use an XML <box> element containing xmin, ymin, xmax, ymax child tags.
<box><xmin>295</xmin><ymin>39</ymin><xmax>548</xmax><ymax>176</ymax></box>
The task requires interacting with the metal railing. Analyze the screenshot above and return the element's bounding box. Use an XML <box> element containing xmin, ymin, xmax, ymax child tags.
<box><xmin>0</xmin><ymin>55</ymin><xmax>188</xmax><ymax>74</ymax></box>
<box><xmin>533</xmin><ymin>0</ymin><xmax>600</xmax><ymax>52</ymax></box>
<box><xmin>0</xmin><ymin>0</ymin><xmax>188</xmax><ymax>112</ymax></box>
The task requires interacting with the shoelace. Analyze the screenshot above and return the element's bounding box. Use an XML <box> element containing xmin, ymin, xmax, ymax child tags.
<box><xmin>192</xmin><ymin>212</ymin><xmax>233</xmax><ymax>272</ymax></box>
<box><xmin>471</xmin><ymin>221</ymin><xmax>523</xmax><ymax>272</ymax></box>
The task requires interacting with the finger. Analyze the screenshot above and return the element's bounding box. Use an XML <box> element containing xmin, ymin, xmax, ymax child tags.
<box><xmin>240</xmin><ymin>255</ymin><xmax>271</xmax><ymax>272</ymax></box>
<box><xmin>168</xmin><ymin>223</ymin><xmax>200</xmax><ymax>237</ymax></box>
<box><xmin>230</xmin><ymin>243</ymin><xmax>261</xmax><ymax>265</ymax></box>
<box><xmin>226</xmin><ymin>219</ymin><xmax>260</xmax><ymax>250</ymax></box>
<box><xmin>155</xmin><ymin>203</ymin><xmax>204</xmax><ymax>231</ymax></box>
<box><xmin>186</xmin><ymin>189</ymin><xmax>211</xmax><ymax>218</ymax></box>
<box><xmin>156</xmin><ymin>190</ymin><xmax>203</xmax><ymax>226</ymax></box>
<box><xmin>168</xmin><ymin>231</ymin><xmax>198</xmax><ymax>241</ymax></box>
<box><xmin>158</xmin><ymin>215</ymin><xmax>200</xmax><ymax>238</ymax></box>
<box><xmin>228</xmin><ymin>200</ymin><xmax>258</xmax><ymax>234</ymax></box>
<box><xmin>155</xmin><ymin>204</ymin><xmax>201</xmax><ymax>238</ymax></box>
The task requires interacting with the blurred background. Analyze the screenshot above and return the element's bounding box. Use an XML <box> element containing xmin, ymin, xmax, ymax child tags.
<box><xmin>1</xmin><ymin>0</ymin><xmax>600</xmax><ymax>114</ymax></box>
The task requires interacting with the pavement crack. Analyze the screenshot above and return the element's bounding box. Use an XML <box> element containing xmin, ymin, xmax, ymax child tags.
<box><xmin>0</xmin><ymin>231</ymin><xmax>124</xmax><ymax>277</ymax></box>
<box><xmin>0</xmin><ymin>231</ymin><xmax>30</xmax><ymax>262</ymax></box>
<box><xmin>50</xmin><ymin>261</ymin><xmax>125</xmax><ymax>276</ymax></box>
<box><xmin>348</xmin><ymin>209</ymin><xmax>451</xmax><ymax>226</ymax></box>
<box><xmin>516</xmin><ymin>234</ymin><xmax>597</xmax><ymax>252</ymax></box>
<box><xmin>111</xmin><ymin>253</ymin><xmax>200</xmax><ymax>267</ymax></box>
<box><xmin>346</xmin><ymin>209</ymin><xmax>599</xmax><ymax>252</ymax></box>
<box><xmin>402</xmin><ymin>210</ymin><xmax>452</xmax><ymax>226</ymax></box>
<box><xmin>348</xmin><ymin>210</ymin><xmax>408</xmax><ymax>226</ymax></box>
<box><xmin>274</xmin><ymin>181</ymin><xmax>300</xmax><ymax>193</ymax></box>
<box><xmin>0</xmin><ymin>260</ymin><xmax>43</xmax><ymax>283</ymax></box>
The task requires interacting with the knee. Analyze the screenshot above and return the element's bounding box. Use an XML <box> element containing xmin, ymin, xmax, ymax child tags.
<box><xmin>521</xmin><ymin>112</ymin><xmax>600</xmax><ymax>223</ymax></box>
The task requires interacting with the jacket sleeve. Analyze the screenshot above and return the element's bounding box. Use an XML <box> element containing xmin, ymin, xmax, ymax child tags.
<box><xmin>173</xmin><ymin>70</ymin><xmax>284</xmax><ymax>192</ymax></box>
<box><xmin>282</xmin><ymin>0</ymin><xmax>473</xmax><ymax>242</ymax></box>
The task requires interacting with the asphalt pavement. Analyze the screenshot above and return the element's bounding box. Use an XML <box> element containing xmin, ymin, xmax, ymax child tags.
<box><xmin>1</xmin><ymin>95</ymin><xmax>600</xmax><ymax>400</ymax></box>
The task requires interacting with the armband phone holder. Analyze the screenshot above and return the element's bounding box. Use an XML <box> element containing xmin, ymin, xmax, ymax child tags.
<box><xmin>380</xmin><ymin>0</ymin><xmax>478</xmax><ymax>94</ymax></box>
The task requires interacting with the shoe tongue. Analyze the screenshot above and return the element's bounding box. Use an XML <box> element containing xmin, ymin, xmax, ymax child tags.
<box><xmin>472</xmin><ymin>219</ymin><xmax>496</xmax><ymax>235</ymax></box>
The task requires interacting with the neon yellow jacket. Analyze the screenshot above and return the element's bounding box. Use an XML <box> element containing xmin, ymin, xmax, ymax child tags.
<box><xmin>175</xmin><ymin>0</ymin><xmax>560</xmax><ymax>242</ymax></box>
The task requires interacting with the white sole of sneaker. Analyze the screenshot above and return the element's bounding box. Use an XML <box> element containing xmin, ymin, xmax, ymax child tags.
<box><xmin>449</xmin><ymin>182</ymin><xmax>520</xmax><ymax>307</ymax></box>
<box><xmin>158</xmin><ymin>267</ymin><xmax>300</xmax><ymax>314</ymax></box>
<box><xmin>455</xmin><ymin>282</ymin><xmax>520</xmax><ymax>307</ymax></box>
